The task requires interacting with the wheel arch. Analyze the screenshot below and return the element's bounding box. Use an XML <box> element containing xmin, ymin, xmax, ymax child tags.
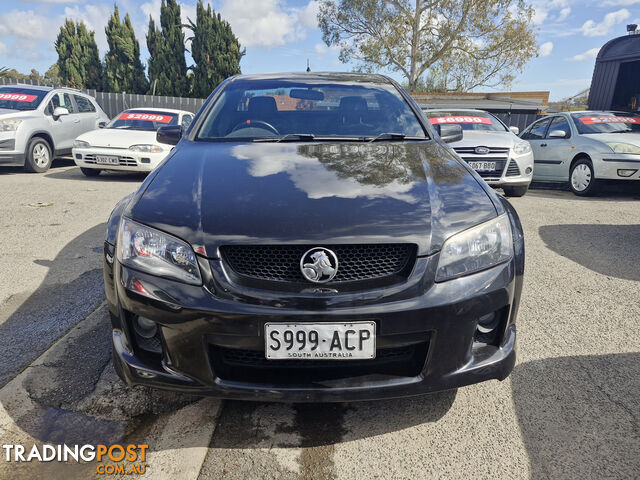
<box><xmin>27</xmin><ymin>131</ymin><xmax>55</xmax><ymax>155</ymax></box>
<box><xmin>569</xmin><ymin>152</ymin><xmax>592</xmax><ymax>170</ymax></box>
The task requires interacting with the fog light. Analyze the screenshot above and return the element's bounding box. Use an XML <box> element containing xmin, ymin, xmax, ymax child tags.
<box><xmin>133</xmin><ymin>315</ymin><xmax>158</xmax><ymax>339</ymax></box>
<box><xmin>617</xmin><ymin>169</ymin><xmax>637</xmax><ymax>177</ymax></box>
<box><xmin>525</xmin><ymin>167</ymin><xmax>533</xmax><ymax>174</ymax></box>
<box><xmin>477</xmin><ymin>312</ymin><xmax>500</xmax><ymax>333</ymax></box>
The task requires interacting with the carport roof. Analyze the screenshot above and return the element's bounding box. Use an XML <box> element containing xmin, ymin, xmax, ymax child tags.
<box><xmin>410</xmin><ymin>91</ymin><xmax>549</xmax><ymax>112</ymax></box>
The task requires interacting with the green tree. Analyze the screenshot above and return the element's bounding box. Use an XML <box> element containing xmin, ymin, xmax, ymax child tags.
<box><xmin>318</xmin><ymin>0</ymin><xmax>538</xmax><ymax>92</ymax></box>
<box><xmin>54</xmin><ymin>20</ymin><xmax>103</xmax><ymax>89</ymax></box>
<box><xmin>43</xmin><ymin>64</ymin><xmax>61</xmax><ymax>86</ymax></box>
<box><xmin>147</xmin><ymin>0</ymin><xmax>189</xmax><ymax>96</ymax></box>
<box><xmin>104</xmin><ymin>5</ymin><xmax>148</xmax><ymax>93</ymax></box>
<box><xmin>187</xmin><ymin>0</ymin><xmax>244</xmax><ymax>98</ymax></box>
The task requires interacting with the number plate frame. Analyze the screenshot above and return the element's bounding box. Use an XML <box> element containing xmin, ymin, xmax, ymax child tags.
<box><xmin>467</xmin><ymin>161</ymin><xmax>497</xmax><ymax>172</ymax></box>
<box><xmin>264</xmin><ymin>322</ymin><xmax>376</xmax><ymax>360</ymax></box>
<box><xmin>95</xmin><ymin>155</ymin><xmax>119</xmax><ymax>165</ymax></box>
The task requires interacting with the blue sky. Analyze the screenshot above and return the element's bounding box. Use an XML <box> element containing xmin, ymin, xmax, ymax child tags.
<box><xmin>0</xmin><ymin>0</ymin><xmax>638</xmax><ymax>100</ymax></box>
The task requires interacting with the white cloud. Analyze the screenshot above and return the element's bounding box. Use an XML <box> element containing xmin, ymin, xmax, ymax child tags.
<box><xmin>556</xmin><ymin>7</ymin><xmax>571</xmax><ymax>22</ymax></box>
<box><xmin>0</xmin><ymin>10</ymin><xmax>53</xmax><ymax>41</ymax></box>
<box><xmin>314</xmin><ymin>42</ymin><xmax>340</xmax><ymax>55</ymax></box>
<box><xmin>581</xmin><ymin>9</ymin><xmax>630</xmax><ymax>36</ymax></box>
<box><xmin>539</xmin><ymin>41</ymin><xmax>554</xmax><ymax>57</ymax></box>
<box><xmin>0</xmin><ymin>41</ymin><xmax>6</xmax><ymax>56</ymax></box>
<box><xmin>297</xmin><ymin>0</ymin><xmax>320</xmax><ymax>28</ymax></box>
<box><xmin>571</xmin><ymin>47</ymin><xmax>600</xmax><ymax>61</ymax></box>
<box><xmin>220</xmin><ymin>0</ymin><xmax>313</xmax><ymax>47</ymax></box>
<box><xmin>63</xmin><ymin>4</ymin><xmax>112</xmax><ymax>53</ymax></box>
<box><xmin>532</xmin><ymin>8</ymin><xmax>548</xmax><ymax>25</ymax></box>
<box><xmin>19</xmin><ymin>0</ymin><xmax>84</xmax><ymax>3</ymax></box>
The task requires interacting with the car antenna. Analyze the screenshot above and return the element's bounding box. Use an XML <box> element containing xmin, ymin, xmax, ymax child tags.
<box><xmin>306</xmin><ymin>59</ymin><xmax>311</xmax><ymax>72</ymax></box>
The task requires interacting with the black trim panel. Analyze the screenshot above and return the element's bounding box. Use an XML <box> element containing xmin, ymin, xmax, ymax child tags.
<box><xmin>534</xmin><ymin>160</ymin><xmax>562</xmax><ymax>165</ymax></box>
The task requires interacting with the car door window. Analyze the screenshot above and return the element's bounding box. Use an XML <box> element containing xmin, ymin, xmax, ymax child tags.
<box><xmin>181</xmin><ymin>114</ymin><xmax>194</xmax><ymax>129</ymax></box>
<box><xmin>47</xmin><ymin>92</ymin><xmax>75</xmax><ymax>114</ymax></box>
<box><xmin>522</xmin><ymin>118</ymin><xmax>551</xmax><ymax>140</ymax></box>
<box><xmin>74</xmin><ymin>95</ymin><xmax>96</xmax><ymax>113</ymax></box>
<box><xmin>546</xmin><ymin>116</ymin><xmax>571</xmax><ymax>139</ymax></box>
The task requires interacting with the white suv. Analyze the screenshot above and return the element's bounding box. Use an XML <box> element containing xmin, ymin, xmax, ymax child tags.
<box><xmin>0</xmin><ymin>84</ymin><xmax>109</xmax><ymax>172</ymax></box>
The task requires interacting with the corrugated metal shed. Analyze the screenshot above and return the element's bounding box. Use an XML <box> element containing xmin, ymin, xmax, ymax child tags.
<box><xmin>588</xmin><ymin>33</ymin><xmax>640</xmax><ymax>110</ymax></box>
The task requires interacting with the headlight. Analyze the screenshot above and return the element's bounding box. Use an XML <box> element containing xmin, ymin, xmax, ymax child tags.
<box><xmin>0</xmin><ymin>119</ymin><xmax>22</xmax><ymax>132</ymax></box>
<box><xmin>129</xmin><ymin>144</ymin><xmax>163</xmax><ymax>153</ymax></box>
<box><xmin>605</xmin><ymin>142</ymin><xmax>640</xmax><ymax>155</ymax></box>
<box><xmin>117</xmin><ymin>217</ymin><xmax>201</xmax><ymax>285</ymax></box>
<box><xmin>513</xmin><ymin>141</ymin><xmax>531</xmax><ymax>155</ymax></box>
<box><xmin>436</xmin><ymin>214</ymin><xmax>513</xmax><ymax>282</ymax></box>
<box><xmin>73</xmin><ymin>139</ymin><xmax>90</xmax><ymax>148</ymax></box>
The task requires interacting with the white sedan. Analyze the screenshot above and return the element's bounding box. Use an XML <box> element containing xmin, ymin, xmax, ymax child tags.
<box><xmin>72</xmin><ymin>108</ymin><xmax>194</xmax><ymax>176</ymax></box>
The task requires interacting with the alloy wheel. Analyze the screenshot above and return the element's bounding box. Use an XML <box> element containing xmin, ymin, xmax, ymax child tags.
<box><xmin>33</xmin><ymin>143</ymin><xmax>50</xmax><ymax>168</ymax></box>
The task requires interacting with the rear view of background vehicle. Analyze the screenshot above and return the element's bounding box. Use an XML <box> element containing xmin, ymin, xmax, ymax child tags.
<box><xmin>0</xmin><ymin>84</ymin><xmax>109</xmax><ymax>172</ymax></box>
<box><xmin>521</xmin><ymin>111</ymin><xmax>640</xmax><ymax>195</ymax></box>
<box><xmin>72</xmin><ymin>108</ymin><xmax>194</xmax><ymax>176</ymax></box>
<box><xmin>424</xmin><ymin>109</ymin><xmax>534</xmax><ymax>197</ymax></box>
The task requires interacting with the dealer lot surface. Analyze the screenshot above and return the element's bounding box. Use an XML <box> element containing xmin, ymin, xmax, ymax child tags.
<box><xmin>0</xmin><ymin>162</ymin><xmax>638</xmax><ymax>480</ymax></box>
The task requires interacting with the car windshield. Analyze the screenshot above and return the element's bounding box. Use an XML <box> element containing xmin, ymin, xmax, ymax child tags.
<box><xmin>571</xmin><ymin>112</ymin><xmax>640</xmax><ymax>134</ymax></box>
<box><xmin>0</xmin><ymin>87</ymin><xmax>48</xmax><ymax>111</ymax></box>
<box><xmin>195</xmin><ymin>78</ymin><xmax>428</xmax><ymax>141</ymax></box>
<box><xmin>425</xmin><ymin>111</ymin><xmax>507</xmax><ymax>132</ymax></box>
<box><xmin>108</xmin><ymin>110</ymin><xmax>180</xmax><ymax>130</ymax></box>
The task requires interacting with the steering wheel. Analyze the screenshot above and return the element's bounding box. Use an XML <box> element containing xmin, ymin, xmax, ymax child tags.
<box><xmin>231</xmin><ymin>120</ymin><xmax>280</xmax><ymax>135</ymax></box>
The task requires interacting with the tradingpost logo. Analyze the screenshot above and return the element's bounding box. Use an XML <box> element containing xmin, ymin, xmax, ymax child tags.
<box><xmin>3</xmin><ymin>443</ymin><xmax>148</xmax><ymax>475</ymax></box>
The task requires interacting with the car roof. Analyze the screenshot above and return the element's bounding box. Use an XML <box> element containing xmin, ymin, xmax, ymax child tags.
<box><xmin>124</xmin><ymin>107</ymin><xmax>191</xmax><ymax>115</ymax></box>
<box><xmin>423</xmin><ymin>108</ymin><xmax>490</xmax><ymax>113</ymax></box>
<box><xmin>0</xmin><ymin>84</ymin><xmax>54</xmax><ymax>92</ymax></box>
<box><xmin>227</xmin><ymin>72</ymin><xmax>394</xmax><ymax>85</ymax></box>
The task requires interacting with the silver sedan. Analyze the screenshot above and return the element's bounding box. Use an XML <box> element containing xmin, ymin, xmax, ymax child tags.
<box><xmin>521</xmin><ymin>111</ymin><xmax>640</xmax><ymax>195</ymax></box>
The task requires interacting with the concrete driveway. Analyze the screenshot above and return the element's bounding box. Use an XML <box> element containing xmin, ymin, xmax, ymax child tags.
<box><xmin>0</xmin><ymin>163</ymin><xmax>638</xmax><ymax>479</ymax></box>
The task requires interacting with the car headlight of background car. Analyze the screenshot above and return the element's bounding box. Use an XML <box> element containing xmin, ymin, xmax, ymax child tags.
<box><xmin>605</xmin><ymin>142</ymin><xmax>640</xmax><ymax>155</ymax></box>
<box><xmin>436</xmin><ymin>214</ymin><xmax>513</xmax><ymax>282</ymax></box>
<box><xmin>0</xmin><ymin>119</ymin><xmax>22</xmax><ymax>132</ymax></box>
<box><xmin>513</xmin><ymin>141</ymin><xmax>532</xmax><ymax>155</ymax></box>
<box><xmin>73</xmin><ymin>139</ymin><xmax>90</xmax><ymax>148</ymax></box>
<box><xmin>129</xmin><ymin>144</ymin><xmax>163</xmax><ymax>153</ymax></box>
<box><xmin>117</xmin><ymin>217</ymin><xmax>201</xmax><ymax>285</ymax></box>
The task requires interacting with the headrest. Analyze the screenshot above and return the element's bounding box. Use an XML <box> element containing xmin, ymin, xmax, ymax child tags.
<box><xmin>248</xmin><ymin>96</ymin><xmax>278</xmax><ymax>117</ymax></box>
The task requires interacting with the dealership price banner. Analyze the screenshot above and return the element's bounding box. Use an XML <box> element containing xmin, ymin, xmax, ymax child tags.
<box><xmin>118</xmin><ymin>112</ymin><xmax>173</xmax><ymax>123</ymax></box>
<box><xmin>579</xmin><ymin>116</ymin><xmax>640</xmax><ymax>124</ymax></box>
<box><xmin>429</xmin><ymin>116</ymin><xmax>493</xmax><ymax>125</ymax></box>
<box><xmin>0</xmin><ymin>93</ymin><xmax>38</xmax><ymax>102</ymax></box>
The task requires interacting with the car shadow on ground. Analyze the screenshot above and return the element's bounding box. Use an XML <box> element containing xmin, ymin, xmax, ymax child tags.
<box><xmin>0</xmin><ymin>157</ymin><xmax>77</xmax><ymax>175</ymax></box>
<box><xmin>44</xmin><ymin>165</ymin><xmax>147</xmax><ymax>183</ymax></box>
<box><xmin>510</xmin><ymin>353</ymin><xmax>640</xmax><ymax>479</ymax></box>
<box><xmin>529</xmin><ymin>181</ymin><xmax>640</xmax><ymax>200</ymax></box>
<box><xmin>539</xmin><ymin>224</ymin><xmax>640</xmax><ymax>281</ymax></box>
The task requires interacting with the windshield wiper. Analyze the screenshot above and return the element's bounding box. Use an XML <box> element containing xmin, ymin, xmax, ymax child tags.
<box><xmin>253</xmin><ymin>133</ymin><xmax>316</xmax><ymax>143</ymax></box>
<box><xmin>366</xmin><ymin>132</ymin><xmax>407</xmax><ymax>142</ymax></box>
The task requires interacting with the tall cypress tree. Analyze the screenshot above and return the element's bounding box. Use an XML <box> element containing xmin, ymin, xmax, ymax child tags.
<box><xmin>147</xmin><ymin>0</ymin><xmax>188</xmax><ymax>96</ymax></box>
<box><xmin>104</xmin><ymin>5</ymin><xmax>148</xmax><ymax>93</ymax></box>
<box><xmin>55</xmin><ymin>20</ymin><xmax>103</xmax><ymax>89</ymax></box>
<box><xmin>188</xmin><ymin>0</ymin><xmax>243</xmax><ymax>98</ymax></box>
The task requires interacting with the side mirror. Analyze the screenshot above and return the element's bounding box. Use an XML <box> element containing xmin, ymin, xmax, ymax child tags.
<box><xmin>548</xmin><ymin>129</ymin><xmax>567</xmax><ymax>138</ymax></box>
<box><xmin>509</xmin><ymin>126</ymin><xmax>520</xmax><ymax>135</ymax></box>
<box><xmin>437</xmin><ymin>124</ymin><xmax>463</xmax><ymax>144</ymax></box>
<box><xmin>98</xmin><ymin>121</ymin><xmax>107</xmax><ymax>129</ymax></box>
<box><xmin>53</xmin><ymin>107</ymin><xmax>69</xmax><ymax>118</ymax></box>
<box><xmin>157</xmin><ymin>125</ymin><xmax>183</xmax><ymax>145</ymax></box>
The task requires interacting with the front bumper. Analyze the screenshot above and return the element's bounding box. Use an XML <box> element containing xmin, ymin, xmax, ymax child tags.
<box><xmin>106</xmin><ymin>250</ymin><xmax>521</xmax><ymax>402</ymax></box>
<box><xmin>73</xmin><ymin>147</ymin><xmax>167</xmax><ymax>172</ymax></box>
<box><xmin>483</xmin><ymin>151</ymin><xmax>534</xmax><ymax>187</ymax></box>
<box><xmin>0</xmin><ymin>134</ymin><xmax>24</xmax><ymax>164</ymax></box>
<box><xmin>596</xmin><ymin>155</ymin><xmax>640</xmax><ymax>180</ymax></box>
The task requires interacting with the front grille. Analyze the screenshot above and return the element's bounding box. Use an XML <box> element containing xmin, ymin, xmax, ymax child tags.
<box><xmin>220</xmin><ymin>244</ymin><xmax>417</xmax><ymax>285</ymax></box>
<box><xmin>83</xmin><ymin>154</ymin><xmax>137</xmax><ymax>167</ymax></box>
<box><xmin>453</xmin><ymin>146</ymin><xmax>510</xmax><ymax>181</ymax></box>
<box><xmin>210</xmin><ymin>342</ymin><xmax>429</xmax><ymax>384</ymax></box>
<box><xmin>505</xmin><ymin>160</ymin><xmax>521</xmax><ymax>177</ymax></box>
<box><xmin>453</xmin><ymin>146</ymin><xmax>510</xmax><ymax>155</ymax></box>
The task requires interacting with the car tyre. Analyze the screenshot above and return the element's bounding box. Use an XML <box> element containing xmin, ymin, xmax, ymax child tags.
<box><xmin>502</xmin><ymin>185</ymin><xmax>529</xmax><ymax>197</ymax></box>
<box><xmin>24</xmin><ymin>137</ymin><xmax>53</xmax><ymax>173</ymax></box>
<box><xmin>81</xmin><ymin>167</ymin><xmax>101</xmax><ymax>177</ymax></box>
<box><xmin>569</xmin><ymin>158</ymin><xmax>597</xmax><ymax>196</ymax></box>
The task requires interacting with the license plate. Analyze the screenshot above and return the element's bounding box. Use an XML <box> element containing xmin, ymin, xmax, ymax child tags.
<box><xmin>468</xmin><ymin>161</ymin><xmax>496</xmax><ymax>172</ymax></box>
<box><xmin>265</xmin><ymin>322</ymin><xmax>376</xmax><ymax>360</ymax></box>
<box><xmin>95</xmin><ymin>155</ymin><xmax>119</xmax><ymax>165</ymax></box>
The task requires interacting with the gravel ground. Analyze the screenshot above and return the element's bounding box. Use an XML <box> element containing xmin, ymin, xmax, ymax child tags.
<box><xmin>0</xmin><ymin>163</ymin><xmax>638</xmax><ymax>480</ymax></box>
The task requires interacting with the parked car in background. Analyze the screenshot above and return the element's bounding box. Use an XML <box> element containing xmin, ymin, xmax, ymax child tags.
<box><xmin>103</xmin><ymin>73</ymin><xmax>524</xmax><ymax>402</ymax></box>
<box><xmin>424</xmin><ymin>109</ymin><xmax>534</xmax><ymax>197</ymax></box>
<box><xmin>0</xmin><ymin>84</ymin><xmax>109</xmax><ymax>172</ymax></box>
<box><xmin>521</xmin><ymin>111</ymin><xmax>640</xmax><ymax>195</ymax></box>
<box><xmin>72</xmin><ymin>108</ymin><xmax>194</xmax><ymax>176</ymax></box>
